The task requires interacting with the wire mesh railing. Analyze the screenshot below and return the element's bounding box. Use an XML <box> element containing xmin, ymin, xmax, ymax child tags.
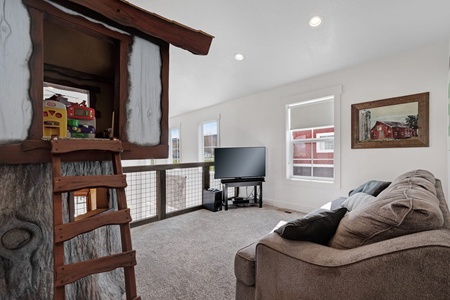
<box><xmin>70</xmin><ymin>161</ymin><xmax>236</xmax><ymax>226</ymax></box>
<box><xmin>123</xmin><ymin>162</ymin><xmax>218</xmax><ymax>226</ymax></box>
<box><xmin>125</xmin><ymin>170</ymin><xmax>156</xmax><ymax>221</ymax></box>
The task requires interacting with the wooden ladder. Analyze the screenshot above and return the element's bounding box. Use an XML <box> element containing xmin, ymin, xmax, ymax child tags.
<box><xmin>50</xmin><ymin>138</ymin><xmax>140</xmax><ymax>300</ymax></box>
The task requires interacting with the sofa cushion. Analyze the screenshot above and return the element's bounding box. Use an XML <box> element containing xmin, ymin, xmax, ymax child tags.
<box><xmin>275</xmin><ymin>207</ymin><xmax>347</xmax><ymax>245</ymax></box>
<box><xmin>329</xmin><ymin>169</ymin><xmax>445</xmax><ymax>249</ymax></box>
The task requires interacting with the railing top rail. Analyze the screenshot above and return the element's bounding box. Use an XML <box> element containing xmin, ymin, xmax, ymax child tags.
<box><xmin>123</xmin><ymin>161</ymin><xmax>214</xmax><ymax>173</ymax></box>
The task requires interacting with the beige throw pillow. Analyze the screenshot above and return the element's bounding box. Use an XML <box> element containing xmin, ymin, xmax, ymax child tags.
<box><xmin>329</xmin><ymin>170</ymin><xmax>444</xmax><ymax>249</ymax></box>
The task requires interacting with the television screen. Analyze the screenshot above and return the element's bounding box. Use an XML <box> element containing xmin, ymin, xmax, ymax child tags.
<box><xmin>214</xmin><ymin>147</ymin><xmax>266</xmax><ymax>179</ymax></box>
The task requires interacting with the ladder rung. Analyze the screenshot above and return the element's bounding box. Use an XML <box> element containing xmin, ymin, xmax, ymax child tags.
<box><xmin>74</xmin><ymin>208</ymin><xmax>109</xmax><ymax>221</ymax></box>
<box><xmin>51</xmin><ymin>138</ymin><xmax>123</xmax><ymax>154</ymax></box>
<box><xmin>55</xmin><ymin>250</ymin><xmax>136</xmax><ymax>287</ymax></box>
<box><xmin>53</xmin><ymin>174</ymin><xmax>127</xmax><ymax>193</ymax></box>
<box><xmin>55</xmin><ymin>209</ymin><xmax>132</xmax><ymax>243</ymax></box>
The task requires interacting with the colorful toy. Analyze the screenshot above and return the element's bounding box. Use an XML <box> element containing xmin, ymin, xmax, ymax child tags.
<box><xmin>67</xmin><ymin>102</ymin><xmax>96</xmax><ymax>138</ymax></box>
<box><xmin>43</xmin><ymin>100</ymin><xmax>67</xmax><ymax>137</ymax></box>
<box><xmin>67</xmin><ymin>102</ymin><xmax>95</xmax><ymax>120</ymax></box>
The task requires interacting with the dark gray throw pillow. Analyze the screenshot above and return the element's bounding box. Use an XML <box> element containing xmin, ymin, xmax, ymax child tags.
<box><xmin>275</xmin><ymin>207</ymin><xmax>347</xmax><ymax>245</ymax></box>
<box><xmin>348</xmin><ymin>180</ymin><xmax>391</xmax><ymax>197</ymax></box>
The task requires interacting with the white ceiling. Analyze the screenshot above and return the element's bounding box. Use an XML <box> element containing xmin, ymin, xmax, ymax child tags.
<box><xmin>127</xmin><ymin>0</ymin><xmax>450</xmax><ymax>117</ymax></box>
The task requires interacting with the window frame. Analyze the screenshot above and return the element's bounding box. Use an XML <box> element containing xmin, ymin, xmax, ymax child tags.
<box><xmin>285</xmin><ymin>86</ymin><xmax>341</xmax><ymax>186</ymax></box>
<box><xmin>169</xmin><ymin>126</ymin><xmax>181</xmax><ymax>163</ymax></box>
<box><xmin>199</xmin><ymin>120</ymin><xmax>219</xmax><ymax>162</ymax></box>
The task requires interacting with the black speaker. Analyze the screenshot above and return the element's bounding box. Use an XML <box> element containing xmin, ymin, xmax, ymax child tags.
<box><xmin>203</xmin><ymin>189</ymin><xmax>223</xmax><ymax>212</ymax></box>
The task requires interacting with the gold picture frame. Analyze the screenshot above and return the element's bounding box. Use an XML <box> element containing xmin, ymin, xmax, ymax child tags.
<box><xmin>351</xmin><ymin>92</ymin><xmax>429</xmax><ymax>149</ymax></box>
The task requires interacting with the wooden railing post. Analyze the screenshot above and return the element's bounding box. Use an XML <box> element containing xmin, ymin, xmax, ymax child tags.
<box><xmin>156</xmin><ymin>170</ymin><xmax>167</xmax><ymax>220</ymax></box>
<box><xmin>202</xmin><ymin>165</ymin><xmax>210</xmax><ymax>191</ymax></box>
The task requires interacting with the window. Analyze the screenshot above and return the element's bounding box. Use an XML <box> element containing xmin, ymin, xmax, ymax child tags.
<box><xmin>44</xmin><ymin>82</ymin><xmax>90</xmax><ymax>106</ymax></box>
<box><xmin>201</xmin><ymin>120</ymin><xmax>219</xmax><ymax>162</ymax></box>
<box><xmin>287</xmin><ymin>95</ymin><xmax>336</xmax><ymax>182</ymax></box>
<box><xmin>170</xmin><ymin>127</ymin><xmax>181</xmax><ymax>163</ymax></box>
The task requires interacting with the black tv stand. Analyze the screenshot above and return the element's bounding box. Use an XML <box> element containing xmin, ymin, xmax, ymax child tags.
<box><xmin>221</xmin><ymin>177</ymin><xmax>264</xmax><ymax>183</ymax></box>
<box><xmin>233</xmin><ymin>198</ymin><xmax>249</xmax><ymax>205</ymax></box>
<box><xmin>221</xmin><ymin>177</ymin><xmax>264</xmax><ymax>210</ymax></box>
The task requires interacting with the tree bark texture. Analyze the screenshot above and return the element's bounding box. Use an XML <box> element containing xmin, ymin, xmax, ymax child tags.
<box><xmin>0</xmin><ymin>162</ymin><xmax>124</xmax><ymax>299</ymax></box>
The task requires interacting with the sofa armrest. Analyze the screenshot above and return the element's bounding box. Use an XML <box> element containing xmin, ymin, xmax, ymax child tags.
<box><xmin>235</xmin><ymin>242</ymin><xmax>257</xmax><ymax>286</ymax></box>
<box><xmin>253</xmin><ymin>229</ymin><xmax>450</xmax><ymax>300</ymax></box>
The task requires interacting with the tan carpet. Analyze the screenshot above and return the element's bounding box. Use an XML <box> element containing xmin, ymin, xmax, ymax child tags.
<box><xmin>131</xmin><ymin>205</ymin><xmax>304</xmax><ymax>300</ymax></box>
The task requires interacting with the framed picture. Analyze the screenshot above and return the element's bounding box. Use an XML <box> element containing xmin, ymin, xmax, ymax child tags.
<box><xmin>351</xmin><ymin>92</ymin><xmax>429</xmax><ymax>149</ymax></box>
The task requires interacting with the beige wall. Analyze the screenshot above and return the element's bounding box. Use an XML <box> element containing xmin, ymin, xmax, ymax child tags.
<box><xmin>170</xmin><ymin>40</ymin><xmax>450</xmax><ymax>213</ymax></box>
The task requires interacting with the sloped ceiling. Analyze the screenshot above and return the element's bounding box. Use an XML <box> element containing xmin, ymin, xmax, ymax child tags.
<box><xmin>127</xmin><ymin>0</ymin><xmax>450</xmax><ymax>117</ymax></box>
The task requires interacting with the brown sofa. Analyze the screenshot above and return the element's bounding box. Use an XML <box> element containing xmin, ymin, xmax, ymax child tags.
<box><xmin>235</xmin><ymin>171</ymin><xmax>450</xmax><ymax>300</ymax></box>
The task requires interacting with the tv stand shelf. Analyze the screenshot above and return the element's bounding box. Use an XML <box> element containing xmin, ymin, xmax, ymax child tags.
<box><xmin>221</xmin><ymin>178</ymin><xmax>264</xmax><ymax>210</ymax></box>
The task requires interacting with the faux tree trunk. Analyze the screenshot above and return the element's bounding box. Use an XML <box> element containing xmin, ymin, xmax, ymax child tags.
<box><xmin>0</xmin><ymin>162</ymin><xmax>124</xmax><ymax>299</ymax></box>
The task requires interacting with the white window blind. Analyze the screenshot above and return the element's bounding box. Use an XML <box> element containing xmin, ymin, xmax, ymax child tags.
<box><xmin>289</xmin><ymin>97</ymin><xmax>334</xmax><ymax>130</ymax></box>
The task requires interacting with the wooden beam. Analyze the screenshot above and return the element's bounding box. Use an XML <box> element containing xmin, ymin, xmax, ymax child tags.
<box><xmin>51</xmin><ymin>0</ymin><xmax>214</xmax><ymax>55</ymax></box>
<box><xmin>27</xmin><ymin>6</ymin><xmax>44</xmax><ymax>141</ymax></box>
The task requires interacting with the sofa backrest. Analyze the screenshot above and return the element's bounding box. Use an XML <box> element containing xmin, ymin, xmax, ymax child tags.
<box><xmin>329</xmin><ymin>169</ymin><xmax>448</xmax><ymax>249</ymax></box>
<box><xmin>435</xmin><ymin>179</ymin><xmax>450</xmax><ymax>228</ymax></box>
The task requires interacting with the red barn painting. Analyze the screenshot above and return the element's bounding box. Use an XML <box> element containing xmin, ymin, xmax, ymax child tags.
<box><xmin>370</xmin><ymin>121</ymin><xmax>416</xmax><ymax>140</ymax></box>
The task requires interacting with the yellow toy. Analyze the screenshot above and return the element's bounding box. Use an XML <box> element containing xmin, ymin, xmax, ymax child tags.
<box><xmin>43</xmin><ymin>100</ymin><xmax>67</xmax><ymax>138</ymax></box>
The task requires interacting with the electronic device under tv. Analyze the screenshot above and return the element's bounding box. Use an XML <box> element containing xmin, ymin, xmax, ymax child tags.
<box><xmin>214</xmin><ymin>147</ymin><xmax>266</xmax><ymax>180</ymax></box>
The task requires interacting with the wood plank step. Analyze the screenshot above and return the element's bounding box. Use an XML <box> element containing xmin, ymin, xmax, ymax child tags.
<box><xmin>55</xmin><ymin>250</ymin><xmax>136</xmax><ymax>287</ymax></box>
<box><xmin>51</xmin><ymin>138</ymin><xmax>123</xmax><ymax>154</ymax></box>
<box><xmin>54</xmin><ymin>209</ymin><xmax>132</xmax><ymax>243</ymax></box>
<box><xmin>53</xmin><ymin>174</ymin><xmax>127</xmax><ymax>192</ymax></box>
<box><xmin>74</xmin><ymin>208</ymin><xmax>109</xmax><ymax>221</ymax></box>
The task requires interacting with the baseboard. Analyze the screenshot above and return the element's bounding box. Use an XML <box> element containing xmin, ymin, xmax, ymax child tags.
<box><xmin>263</xmin><ymin>198</ymin><xmax>315</xmax><ymax>214</ymax></box>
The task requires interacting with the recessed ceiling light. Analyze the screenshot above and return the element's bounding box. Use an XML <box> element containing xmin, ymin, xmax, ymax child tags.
<box><xmin>309</xmin><ymin>16</ymin><xmax>322</xmax><ymax>27</ymax></box>
<box><xmin>235</xmin><ymin>53</ymin><xmax>244</xmax><ymax>61</ymax></box>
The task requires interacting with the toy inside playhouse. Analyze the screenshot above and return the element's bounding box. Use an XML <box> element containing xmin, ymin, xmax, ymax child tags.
<box><xmin>40</xmin><ymin>20</ymin><xmax>118</xmax><ymax>141</ymax></box>
<box><xmin>43</xmin><ymin>82</ymin><xmax>110</xmax><ymax>139</ymax></box>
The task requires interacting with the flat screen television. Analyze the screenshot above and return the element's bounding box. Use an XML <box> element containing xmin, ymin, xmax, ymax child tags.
<box><xmin>214</xmin><ymin>147</ymin><xmax>266</xmax><ymax>180</ymax></box>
